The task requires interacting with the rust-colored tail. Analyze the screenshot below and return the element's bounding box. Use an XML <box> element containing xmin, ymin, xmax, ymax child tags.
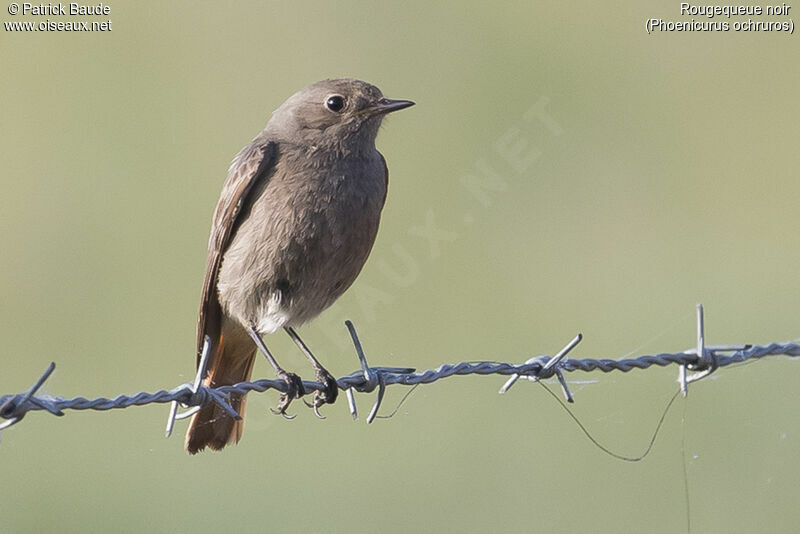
<box><xmin>185</xmin><ymin>324</ymin><xmax>256</xmax><ymax>454</ymax></box>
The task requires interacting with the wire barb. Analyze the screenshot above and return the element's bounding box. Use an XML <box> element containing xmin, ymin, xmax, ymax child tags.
<box><xmin>499</xmin><ymin>333</ymin><xmax>582</xmax><ymax>401</ymax></box>
<box><xmin>343</xmin><ymin>320</ymin><xmax>415</xmax><ymax>423</ymax></box>
<box><xmin>677</xmin><ymin>304</ymin><xmax>736</xmax><ymax>397</ymax></box>
<box><xmin>0</xmin><ymin>362</ymin><xmax>61</xmax><ymax>437</ymax></box>
<box><xmin>164</xmin><ymin>335</ymin><xmax>241</xmax><ymax>437</ymax></box>
<box><xmin>0</xmin><ymin>305</ymin><xmax>798</xmax><ymax>443</ymax></box>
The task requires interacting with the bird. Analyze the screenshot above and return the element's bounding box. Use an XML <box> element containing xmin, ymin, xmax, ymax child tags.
<box><xmin>185</xmin><ymin>79</ymin><xmax>414</xmax><ymax>454</ymax></box>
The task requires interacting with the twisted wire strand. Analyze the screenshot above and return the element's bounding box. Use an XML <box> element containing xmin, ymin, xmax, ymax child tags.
<box><xmin>1</xmin><ymin>341</ymin><xmax>798</xmax><ymax>430</ymax></box>
<box><xmin>561</xmin><ymin>342</ymin><xmax>800</xmax><ymax>373</ymax></box>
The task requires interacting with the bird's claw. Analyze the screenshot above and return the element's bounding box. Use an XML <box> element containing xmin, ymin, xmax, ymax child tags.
<box><xmin>300</xmin><ymin>368</ymin><xmax>338</xmax><ymax>419</ymax></box>
<box><xmin>314</xmin><ymin>367</ymin><xmax>339</xmax><ymax>407</ymax></box>
<box><xmin>302</xmin><ymin>398</ymin><xmax>326</xmax><ymax>419</ymax></box>
<box><xmin>270</xmin><ymin>371</ymin><xmax>304</xmax><ymax>419</ymax></box>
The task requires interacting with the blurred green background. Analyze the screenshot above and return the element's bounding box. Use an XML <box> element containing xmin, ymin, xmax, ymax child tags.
<box><xmin>2</xmin><ymin>1</ymin><xmax>799</xmax><ymax>532</ymax></box>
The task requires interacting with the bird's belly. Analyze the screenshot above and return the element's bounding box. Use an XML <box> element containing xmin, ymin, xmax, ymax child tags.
<box><xmin>217</xmin><ymin>171</ymin><xmax>384</xmax><ymax>334</ymax></box>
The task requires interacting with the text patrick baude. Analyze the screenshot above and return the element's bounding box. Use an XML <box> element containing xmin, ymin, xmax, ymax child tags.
<box><xmin>18</xmin><ymin>3</ymin><xmax>110</xmax><ymax>16</ymax></box>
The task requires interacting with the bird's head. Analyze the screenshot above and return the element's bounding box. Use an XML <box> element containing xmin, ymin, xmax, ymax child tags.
<box><xmin>267</xmin><ymin>78</ymin><xmax>414</xmax><ymax>155</ymax></box>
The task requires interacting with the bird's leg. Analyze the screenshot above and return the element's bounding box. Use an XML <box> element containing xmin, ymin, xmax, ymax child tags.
<box><xmin>246</xmin><ymin>326</ymin><xmax>303</xmax><ymax>418</ymax></box>
<box><xmin>284</xmin><ymin>327</ymin><xmax>339</xmax><ymax>416</ymax></box>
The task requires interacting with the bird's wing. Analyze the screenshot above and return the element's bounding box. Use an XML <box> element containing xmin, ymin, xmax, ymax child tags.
<box><xmin>196</xmin><ymin>139</ymin><xmax>277</xmax><ymax>362</ymax></box>
<box><xmin>379</xmin><ymin>152</ymin><xmax>389</xmax><ymax>206</ymax></box>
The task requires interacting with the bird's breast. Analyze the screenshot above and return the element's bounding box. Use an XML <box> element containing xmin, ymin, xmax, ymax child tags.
<box><xmin>216</xmin><ymin>152</ymin><xmax>386</xmax><ymax>332</ymax></box>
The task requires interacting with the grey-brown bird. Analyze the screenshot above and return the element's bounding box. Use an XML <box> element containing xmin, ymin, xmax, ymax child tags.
<box><xmin>185</xmin><ymin>79</ymin><xmax>414</xmax><ymax>454</ymax></box>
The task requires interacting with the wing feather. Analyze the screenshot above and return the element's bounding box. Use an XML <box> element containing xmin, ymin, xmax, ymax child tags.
<box><xmin>196</xmin><ymin>139</ymin><xmax>277</xmax><ymax>362</ymax></box>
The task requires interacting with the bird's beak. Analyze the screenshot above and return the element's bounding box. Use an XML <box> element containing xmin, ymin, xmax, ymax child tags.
<box><xmin>370</xmin><ymin>98</ymin><xmax>415</xmax><ymax>115</ymax></box>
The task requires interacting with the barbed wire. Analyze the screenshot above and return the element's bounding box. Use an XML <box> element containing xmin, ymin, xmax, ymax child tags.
<box><xmin>1</xmin><ymin>304</ymin><xmax>798</xmax><ymax>442</ymax></box>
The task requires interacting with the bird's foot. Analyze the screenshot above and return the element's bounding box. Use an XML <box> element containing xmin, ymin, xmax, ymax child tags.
<box><xmin>303</xmin><ymin>367</ymin><xmax>339</xmax><ymax>419</ymax></box>
<box><xmin>270</xmin><ymin>371</ymin><xmax>304</xmax><ymax>419</ymax></box>
<box><xmin>314</xmin><ymin>367</ymin><xmax>339</xmax><ymax>405</ymax></box>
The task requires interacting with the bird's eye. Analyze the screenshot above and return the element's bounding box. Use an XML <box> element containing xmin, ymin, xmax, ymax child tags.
<box><xmin>325</xmin><ymin>95</ymin><xmax>345</xmax><ymax>113</ymax></box>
